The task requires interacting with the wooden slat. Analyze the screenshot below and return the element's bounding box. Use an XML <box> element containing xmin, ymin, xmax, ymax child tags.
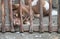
<box><xmin>48</xmin><ymin>0</ymin><xmax>52</xmax><ymax>32</ymax></box>
<box><xmin>1</xmin><ymin>0</ymin><xmax>6</xmax><ymax>33</ymax></box>
<box><xmin>39</xmin><ymin>0</ymin><xmax>44</xmax><ymax>32</ymax></box>
<box><xmin>8</xmin><ymin>0</ymin><xmax>15</xmax><ymax>32</ymax></box>
<box><xmin>58</xmin><ymin>0</ymin><xmax>60</xmax><ymax>33</ymax></box>
<box><xmin>29</xmin><ymin>0</ymin><xmax>33</xmax><ymax>33</ymax></box>
<box><xmin>19</xmin><ymin>0</ymin><xmax>24</xmax><ymax>33</ymax></box>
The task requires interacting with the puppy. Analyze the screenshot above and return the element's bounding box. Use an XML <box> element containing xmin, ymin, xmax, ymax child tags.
<box><xmin>12</xmin><ymin>4</ymin><xmax>32</xmax><ymax>25</ymax></box>
<box><xmin>12</xmin><ymin>0</ymin><xmax>49</xmax><ymax>25</ymax></box>
<box><xmin>25</xmin><ymin>0</ymin><xmax>49</xmax><ymax>17</ymax></box>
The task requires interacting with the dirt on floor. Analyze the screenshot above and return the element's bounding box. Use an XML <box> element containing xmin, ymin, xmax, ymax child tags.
<box><xmin>0</xmin><ymin>32</ymin><xmax>60</xmax><ymax>39</ymax></box>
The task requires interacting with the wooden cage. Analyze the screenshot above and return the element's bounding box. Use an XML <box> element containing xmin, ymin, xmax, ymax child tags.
<box><xmin>0</xmin><ymin>0</ymin><xmax>60</xmax><ymax>33</ymax></box>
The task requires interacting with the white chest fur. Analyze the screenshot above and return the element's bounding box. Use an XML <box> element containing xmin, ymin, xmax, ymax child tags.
<box><xmin>44</xmin><ymin>1</ymin><xmax>49</xmax><ymax>11</ymax></box>
<box><xmin>32</xmin><ymin>0</ymin><xmax>38</xmax><ymax>6</ymax></box>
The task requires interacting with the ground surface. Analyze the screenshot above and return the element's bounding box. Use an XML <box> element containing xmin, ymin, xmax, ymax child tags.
<box><xmin>0</xmin><ymin>32</ymin><xmax>60</xmax><ymax>39</ymax></box>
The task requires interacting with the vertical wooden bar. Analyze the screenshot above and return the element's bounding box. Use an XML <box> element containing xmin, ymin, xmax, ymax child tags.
<box><xmin>58</xmin><ymin>0</ymin><xmax>60</xmax><ymax>33</ymax></box>
<box><xmin>48</xmin><ymin>0</ymin><xmax>52</xmax><ymax>32</ymax></box>
<box><xmin>8</xmin><ymin>0</ymin><xmax>15</xmax><ymax>32</ymax></box>
<box><xmin>29</xmin><ymin>0</ymin><xmax>33</xmax><ymax>33</ymax></box>
<box><xmin>39</xmin><ymin>0</ymin><xmax>44</xmax><ymax>32</ymax></box>
<box><xmin>19</xmin><ymin>0</ymin><xmax>24</xmax><ymax>33</ymax></box>
<box><xmin>1</xmin><ymin>0</ymin><xmax>6</xmax><ymax>33</ymax></box>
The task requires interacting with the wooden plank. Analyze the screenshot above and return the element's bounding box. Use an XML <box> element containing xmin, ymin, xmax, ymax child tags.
<box><xmin>8</xmin><ymin>0</ymin><xmax>15</xmax><ymax>32</ymax></box>
<box><xmin>19</xmin><ymin>0</ymin><xmax>24</xmax><ymax>33</ymax></box>
<box><xmin>58</xmin><ymin>0</ymin><xmax>60</xmax><ymax>33</ymax></box>
<box><xmin>48</xmin><ymin>0</ymin><xmax>53</xmax><ymax>32</ymax></box>
<box><xmin>39</xmin><ymin>0</ymin><xmax>44</xmax><ymax>32</ymax></box>
<box><xmin>1</xmin><ymin>0</ymin><xmax>6</xmax><ymax>33</ymax></box>
<box><xmin>29</xmin><ymin>0</ymin><xmax>33</xmax><ymax>33</ymax></box>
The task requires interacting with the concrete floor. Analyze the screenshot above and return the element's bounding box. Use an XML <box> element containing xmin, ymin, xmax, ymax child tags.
<box><xmin>0</xmin><ymin>32</ymin><xmax>60</xmax><ymax>39</ymax></box>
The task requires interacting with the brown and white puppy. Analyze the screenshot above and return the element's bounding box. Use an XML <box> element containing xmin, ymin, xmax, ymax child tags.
<box><xmin>13</xmin><ymin>0</ymin><xmax>49</xmax><ymax>17</ymax></box>
<box><xmin>25</xmin><ymin>0</ymin><xmax>49</xmax><ymax>17</ymax></box>
<box><xmin>12</xmin><ymin>4</ymin><xmax>31</xmax><ymax>25</ymax></box>
<box><xmin>12</xmin><ymin>0</ymin><xmax>49</xmax><ymax>25</ymax></box>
